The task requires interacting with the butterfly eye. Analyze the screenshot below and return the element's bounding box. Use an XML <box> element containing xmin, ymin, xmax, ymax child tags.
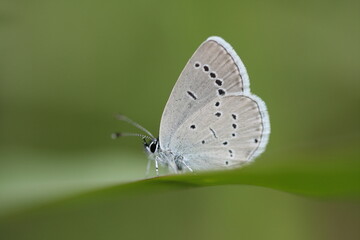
<box><xmin>149</xmin><ymin>142</ymin><xmax>157</xmax><ymax>153</ymax></box>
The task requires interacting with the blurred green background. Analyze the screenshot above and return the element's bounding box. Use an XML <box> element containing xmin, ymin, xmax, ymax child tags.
<box><xmin>0</xmin><ymin>0</ymin><xmax>359</xmax><ymax>239</ymax></box>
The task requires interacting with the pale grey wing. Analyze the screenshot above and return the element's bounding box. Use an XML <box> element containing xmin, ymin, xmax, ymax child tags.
<box><xmin>168</xmin><ymin>95</ymin><xmax>270</xmax><ymax>171</ymax></box>
<box><xmin>159</xmin><ymin>36</ymin><xmax>250</xmax><ymax>150</ymax></box>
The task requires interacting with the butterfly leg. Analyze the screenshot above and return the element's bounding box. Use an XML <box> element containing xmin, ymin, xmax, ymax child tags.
<box><xmin>182</xmin><ymin>161</ymin><xmax>193</xmax><ymax>172</ymax></box>
<box><xmin>155</xmin><ymin>158</ymin><xmax>159</xmax><ymax>176</ymax></box>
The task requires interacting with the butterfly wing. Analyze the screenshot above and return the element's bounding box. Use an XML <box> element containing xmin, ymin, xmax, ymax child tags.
<box><xmin>160</xmin><ymin>36</ymin><xmax>250</xmax><ymax>150</ymax></box>
<box><xmin>167</xmin><ymin>94</ymin><xmax>270</xmax><ymax>170</ymax></box>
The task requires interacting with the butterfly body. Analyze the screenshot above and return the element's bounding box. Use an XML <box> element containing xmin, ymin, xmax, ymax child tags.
<box><xmin>117</xmin><ymin>36</ymin><xmax>270</xmax><ymax>175</ymax></box>
<box><xmin>144</xmin><ymin>139</ymin><xmax>187</xmax><ymax>173</ymax></box>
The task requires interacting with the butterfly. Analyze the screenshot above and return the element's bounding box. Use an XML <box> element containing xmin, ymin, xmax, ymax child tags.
<box><xmin>113</xmin><ymin>36</ymin><xmax>270</xmax><ymax>175</ymax></box>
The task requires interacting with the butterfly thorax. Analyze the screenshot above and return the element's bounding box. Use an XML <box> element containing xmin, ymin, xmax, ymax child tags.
<box><xmin>144</xmin><ymin>138</ymin><xmax>186</xmax><ymax>173</ymax></box>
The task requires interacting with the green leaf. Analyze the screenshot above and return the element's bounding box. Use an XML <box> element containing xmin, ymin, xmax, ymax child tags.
<box><xmin>1</xmin><ymin>150</ymin><xmax>358</xmax><ymax>240</ymax></box>
<box><xmin>0</xmin><ymin>148</ymin><xmax>358</xmax><ymax>221</ymax></box>
<box><xmin>67</xmin><ymin>157</ymin><xmax>360</xmax><ymax>205</ymax></box>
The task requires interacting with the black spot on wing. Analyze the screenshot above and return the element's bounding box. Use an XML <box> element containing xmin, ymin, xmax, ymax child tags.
<box><xmin>218</xmin><ymin>89</ymin><xmax>225</xmax><ymax>96</ymax></box>
<box><xmin>187</xmin><ymin>91</ymin><xmax>197</xmax><ymax>100</ymax></box>
<box><xmin>215</xmin><ymin>79</ymin><xmax>223</xmax><ymax>86</ymax></box>
<box><xmin>209</xmin><ymin>128</ymin><xmax>217</xmax><ymax>138</ymax></box>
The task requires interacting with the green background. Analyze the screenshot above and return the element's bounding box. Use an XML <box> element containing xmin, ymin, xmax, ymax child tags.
<box><xmin>0</xmin><ymin>0</ymin><xmax>359</xmax><ymax>239</ymax></box>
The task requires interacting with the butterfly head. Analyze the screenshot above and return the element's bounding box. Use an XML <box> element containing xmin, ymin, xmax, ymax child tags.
<box><xmin>144</xmin><ymin>138</ymin><xmax>160</xmax><ymax>155</ymax></box>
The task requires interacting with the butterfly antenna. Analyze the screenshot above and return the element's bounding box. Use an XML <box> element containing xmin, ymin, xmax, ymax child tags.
<box><xmin>111</xmin><ymin>132</ymin><xmax>153</xmax><ymax>140</ymax></box>
<box><xmin>115</xmin><ymin>114</ymin><xmax>155</xmax><ymax>138</ymax></box>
